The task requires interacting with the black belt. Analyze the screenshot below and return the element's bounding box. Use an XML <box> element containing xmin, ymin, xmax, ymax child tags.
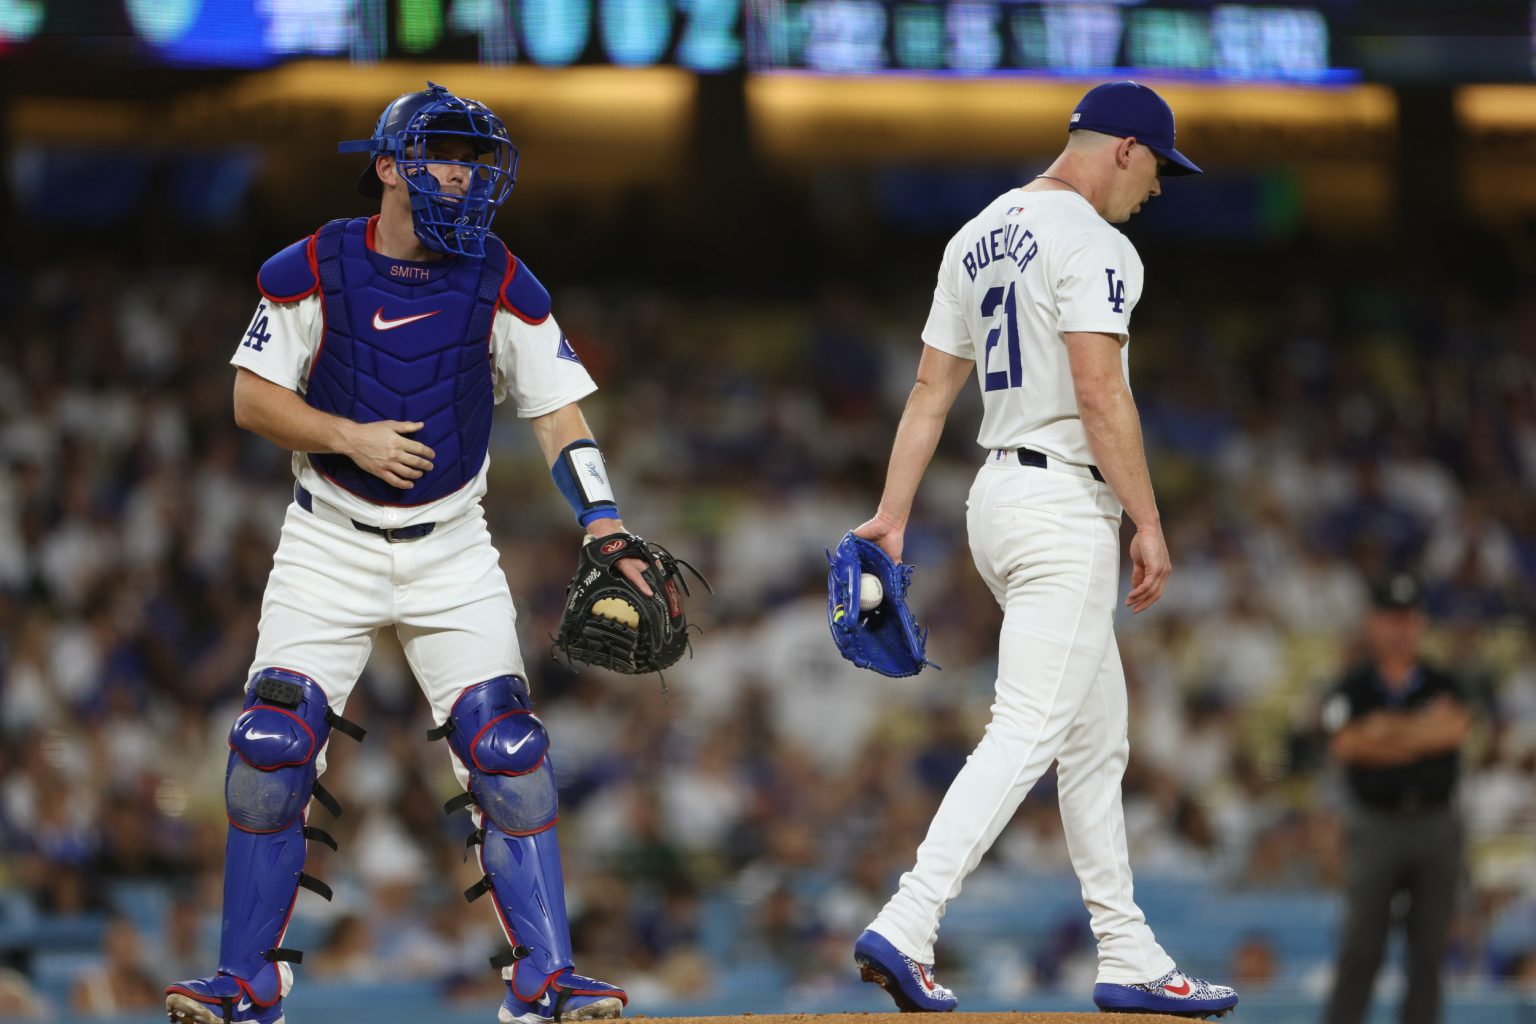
<box><xmin>295</xmin><ymin>483</ymin><xmax>436</xmax><ymax>543</ymax></box>
<box><xmin>1017</xmin><ymin>447</ymin><xmax>1105</xmax><ymax>483</ymax></box>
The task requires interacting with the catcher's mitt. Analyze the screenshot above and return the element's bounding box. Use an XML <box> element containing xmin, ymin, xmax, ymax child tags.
<box><xmin>555</xmin><ymin>533</ymin><xmax>711</xmax><ymax>675</ymax></box>
<box><xmin>827</xmin><ymin>531</ymin><xmax>936</xmax><ymax>678</ymax></box>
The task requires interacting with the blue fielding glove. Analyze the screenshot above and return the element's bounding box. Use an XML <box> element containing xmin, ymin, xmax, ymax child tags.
<box><xmin>827</xmin><ymin>531</ymin><xmax>936</xmax><ymax>678</ymax></box>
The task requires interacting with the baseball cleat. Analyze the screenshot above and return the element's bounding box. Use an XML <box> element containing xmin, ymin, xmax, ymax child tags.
<box><xmin>499</xmin><ymin>969</ymin><xmax>626</xmax><ymax>1023</ymax></box>
<box><xmin>854</xmin><ymin>929</ymin><xmax>958</xmax><ymax>1013</ymax></box>
<box><xmin>1093</xmin><ymin>968</ymin><xmax>1238</xmax><ymax>1018</ymax></box>
<box><xmin>165</xmin><ymin>976</ymin><xmax>285</xmax><ymax>1024</ymax></box>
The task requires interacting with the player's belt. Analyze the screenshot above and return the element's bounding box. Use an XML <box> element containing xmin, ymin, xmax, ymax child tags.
<box><xmin>1003</xmin><ymin>447</ymin><xmax>1106</xmax><ymax>483</ymax></box>
<box><xmin>294</xmin><ymin>483</ymin><xmax>437</xmax><ymax>542</ymax></box>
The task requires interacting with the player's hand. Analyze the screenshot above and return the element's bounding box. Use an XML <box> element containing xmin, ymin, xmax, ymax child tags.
<box><xmin>586</xmin><ymin>518</ymin><xmax>654</xmax><ymax>597</ymax></box>
<box><xmin>1126</xmin><ymin>525</ymin><xmax>1171</xmax><ymax>613</ymax></box>
<box><xmin>345</xmin><ymin>420</ymin><xmax>435</xmax><ymax>489</ymax></box>
<box><xmin>853</xmin><ymin>509</ymin><xmax>905</xmax><ymax>564</ymax></box>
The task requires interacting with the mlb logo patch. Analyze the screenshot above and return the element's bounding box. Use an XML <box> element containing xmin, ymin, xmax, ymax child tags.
<box><xmin>556</xmin><ymin>333</ymin><xmax>582</xmax><ymax>364</ymax></box>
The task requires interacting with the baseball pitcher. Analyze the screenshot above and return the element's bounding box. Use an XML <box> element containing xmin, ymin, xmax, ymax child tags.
<box><xmin>164</xmin><ymin>83</ymin><xmax>683</xmax><ymax>1024</ymax></box>
<box><xmin>845</xmin><ymin>82</ymin><xmax>1239</xmax><ymax>1019</ymax></box>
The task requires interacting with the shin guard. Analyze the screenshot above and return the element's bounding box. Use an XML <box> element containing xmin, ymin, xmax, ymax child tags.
<box><xmin>178</xmin><ymin>670</ymin><xmax>363</xmax><ymax>1013</ymax></box>
<box><xmin>434</xmin><ymin>676</ymin><xmax>576</xmax><ymax>995</ymax></box>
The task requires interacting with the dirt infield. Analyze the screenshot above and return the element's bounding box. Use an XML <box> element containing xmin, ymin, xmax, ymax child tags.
<box><xmin>628</xmin><ymin>1015</ymin><xmax>1209</xmax><ymax>1023</ymax></box>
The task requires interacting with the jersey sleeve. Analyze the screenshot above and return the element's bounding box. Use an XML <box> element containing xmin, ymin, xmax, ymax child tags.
<box><xmin>920</xmin><ymin>229</ymin><xmax>973</xmax><ymax>358</ymax></box>
<box><xmin>1055</xmin><ymin>230</ymin><xmax>1143</xmax><ymax>341</ymax></box>
<box><xmin>491</xmin><ymin>309</ymin><xmax>598</xmax><ymax>417</ymax></box>
<box><xmin>229</xmin><ymin>294</ymin><xmax>321</xmax><ymax>391</ymax></box>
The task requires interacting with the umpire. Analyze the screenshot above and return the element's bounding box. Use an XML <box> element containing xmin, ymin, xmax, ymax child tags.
<box><xmin>1320</xmin><ymin>573</ymin><xmax>1471</xmax><ymax>1024</ymax></box>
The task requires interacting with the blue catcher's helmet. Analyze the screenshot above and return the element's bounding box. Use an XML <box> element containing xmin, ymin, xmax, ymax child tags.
<box><xmin>339</xmin><ymin>82</ymin><xmax>519</xmax><ymax>258</ymax></box>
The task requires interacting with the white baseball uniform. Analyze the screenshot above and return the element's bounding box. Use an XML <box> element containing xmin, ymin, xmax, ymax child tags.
<box><xmin>867</xmin><ymin>188</ymin><xmax>1176</xmax><ymax>985</ymax></box>
<box><xmin>230</xmin><ymin>292</ymin><xmax>595</xmax><ymax>775</ymax></box>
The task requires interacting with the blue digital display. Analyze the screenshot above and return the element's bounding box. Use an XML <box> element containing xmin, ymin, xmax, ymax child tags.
<box><xmin>748</xmin><ymin>0</ymin><xmax>1356</xmax><ymax>81</ymax></box>
<box><xmin>108</xmin><ymin>0</ymin><xmax>743</xmax><ymax>70</ymax></box>
<box><xmin>0</xmin><ymin>0</ymin><xmax>1353</xmax><ymax>80</ymax></box>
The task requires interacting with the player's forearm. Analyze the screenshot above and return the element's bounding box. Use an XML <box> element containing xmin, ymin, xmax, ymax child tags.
<box><xmin>233</xmin><ymin>370</ymin><xmax>357</xmax><ymax>455</ymax></box>
<box><xmin>1077</xmin><ymin>383</ymin><xmax>1160</xmax><ymax>530</ymax></box>
<box><xmin>530</xmin><ymin>402</ymin><xmax>595</xmax><ymax>468</ymax></box>
<box><xmin>529</xmin><ymin>402</ymin><xmax>632</xmax><ymax>537</ymax></box>
<box><xmin>875</xmin><ymin>347</ymin><xmax>973</xmax><ymax>525</ymax></box>
<box><xmin>875</xmin><ymin>386</ymin><xmax>950</xmax><ymax>525</ymax></box>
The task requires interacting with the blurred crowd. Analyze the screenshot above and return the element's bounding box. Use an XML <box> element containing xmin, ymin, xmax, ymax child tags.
<box><xmin>0</xmin><ymin>235</ymin><xmax>1534</xmax><ymax>1018</ymax></box>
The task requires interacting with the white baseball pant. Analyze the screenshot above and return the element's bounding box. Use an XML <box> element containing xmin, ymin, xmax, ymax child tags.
<box><xmin>247</xmin><ymin>495</ymin><xmax>526</xmax><ymax>785</ymax></box>
<box><xmin>869</xmin><ymin>451</ymin><xmax>1175</xmax><ymax>985</ymax></box>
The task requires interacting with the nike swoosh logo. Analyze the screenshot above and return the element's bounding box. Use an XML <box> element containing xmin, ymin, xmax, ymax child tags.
<box><xmin>372</xmin><ymin>307</ymin><xmax>441</xmax><ymax>331</ymax></box>
<box><xmin>1164</xmin><ymin>979</ymin><xmax>1192</xmax><ymax>996</ymax></box>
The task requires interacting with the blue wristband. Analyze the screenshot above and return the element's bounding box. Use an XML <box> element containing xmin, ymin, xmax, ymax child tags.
<box><xmin>552</xmin><ymin>439</ymin><xmax>620</xmax><ymax>527</ymax></box>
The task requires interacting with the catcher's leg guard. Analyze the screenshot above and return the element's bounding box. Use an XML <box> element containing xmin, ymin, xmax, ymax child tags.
<box><xmin>433</xmin><ymin>676</ymin><xmax>626</xmax><ymax>1022</ymax></box>
<box><xmin>166</xmin><ymin>669</ymin><xmax>363</xmax><ymax>1024</ymax></box>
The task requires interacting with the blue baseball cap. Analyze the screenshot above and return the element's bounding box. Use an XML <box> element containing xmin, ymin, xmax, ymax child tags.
<box><xmin>1069</xmin><ymin>81</ymin><xmax>1201</xmax><ymax>176</ymax></box>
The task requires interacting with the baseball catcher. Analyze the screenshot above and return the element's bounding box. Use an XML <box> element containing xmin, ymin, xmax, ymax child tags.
<box><xmin>167</xmin><ymin>82</ymin><xmax>668</xmax><ymax>1024</ymax></box>
<box><xmin>556</xmin><ymin>533</ymin><xmax>710</xmax><ymax>675</ymax></box>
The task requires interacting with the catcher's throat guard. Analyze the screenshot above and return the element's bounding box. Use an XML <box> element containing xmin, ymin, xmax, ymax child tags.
<box><xmin>827</xmin><ymin>531</ymin><xmax>936</xmax><ymax>677</ymax></box>
<box><xmin>555</xmin><ymin>533</ymin><xmax>711</xmax><ymax>675</ymax></box>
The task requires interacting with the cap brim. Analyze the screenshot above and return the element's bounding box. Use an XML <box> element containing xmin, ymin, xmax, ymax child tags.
<box><xmin>1154</xmin><ymin>146</ymin><xmax>1202</xmax><ymax>176</ymax></box>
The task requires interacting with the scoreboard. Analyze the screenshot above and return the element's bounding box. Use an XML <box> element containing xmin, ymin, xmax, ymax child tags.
<box><xmin>3</xmin><ymin>0</ymin><xmax>1355</xmax><ymax>80</ymax></box>
<box><xmin>748</xmin><ymin>1</ymin><xmax>1347</xmax><ymax>80</ymax></box>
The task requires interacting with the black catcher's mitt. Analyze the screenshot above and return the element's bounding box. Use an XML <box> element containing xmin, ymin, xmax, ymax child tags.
<box><xmin>555</xmin><ymin>533</ymin><xmax>711</xmax><ymax>674</ymax></box>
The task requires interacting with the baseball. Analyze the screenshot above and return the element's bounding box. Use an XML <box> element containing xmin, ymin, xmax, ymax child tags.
<box><xmin>859</xmin><ymin>573</ymin><xmax>883</xmax><ymax>612</ymax></box>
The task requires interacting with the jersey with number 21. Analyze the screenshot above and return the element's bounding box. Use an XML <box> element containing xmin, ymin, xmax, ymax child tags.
<box><xmin>921</xmin><ymin>189</ymin><xmax>1144</xmax><ymax>468</ymax></box>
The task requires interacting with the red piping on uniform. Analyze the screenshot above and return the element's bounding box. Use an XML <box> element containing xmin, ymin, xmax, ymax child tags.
<box><xmin>479</xmin><ymin>813</ymin><xmax>558</xmax><ymax>838</ymax></box>
<box><xmin>226</xmin><ymin>706</ymin><xmax>317</xmax><ymax>769</ymax></box>
<box><xmin>469</xmin><ymin>710</ymin><xmax>543</xmax><ymax>775</ymax></box>
<box><xmin>498</xmin><ymin>249</ymin><xmax>551</xmax><ymax>326</ymax></box>
<box><xmin>513</xmin><ymin>963</ymin><xmax>560</xmax><ymax>1000</ymax></box>
<box><xmin>278</xmin><ymin>806</ymin><xmax>310</xmax><ymax>947</ymax></box>
<box><xmin>256</xmin><ymin>234</ymin><xmax>321</xmax><ymax>303</ymax></box>
<box><xmin>275</xmin><ymin>867</ymin><xmax>302</xmax><ymax>955</ymax></box>
<box><xmin>477</xmin><ymin>837</ymin><xmax>525</xmax><ymax>962</ymax></box>
<box><xmin>308</xmin><ymin>228</ymin><xmax>330</xmax><ymax>387</ymax></box>
<box><xmin>224</xmin><ymin>809</ymin><xmax>300</xmax><ymax>835</ymax></box>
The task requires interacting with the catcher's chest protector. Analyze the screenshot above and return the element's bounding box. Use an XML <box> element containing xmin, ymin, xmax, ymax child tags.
<box><xmin>306</xmin><ymin>217</ymin><xmax>504</xmax><ymax>506</ymax></box>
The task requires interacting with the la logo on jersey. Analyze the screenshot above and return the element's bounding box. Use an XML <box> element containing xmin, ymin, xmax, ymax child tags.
<box><xmin>1105</xmin><ymin>269</ymin><xmax>1126</xmax><ymax>313</ymax></box>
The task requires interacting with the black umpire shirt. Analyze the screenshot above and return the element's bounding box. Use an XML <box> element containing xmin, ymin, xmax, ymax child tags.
<box><xmin>1322</xmin><ymin>662</ymin><xmax>1465</xmax><ymax>813</ymax></box>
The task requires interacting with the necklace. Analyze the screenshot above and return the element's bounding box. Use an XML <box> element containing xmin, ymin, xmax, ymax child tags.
<box><xmin>1033</xmin><ymin>174</ymin><xmax>1084</xmax><ymax>197</ymax></box>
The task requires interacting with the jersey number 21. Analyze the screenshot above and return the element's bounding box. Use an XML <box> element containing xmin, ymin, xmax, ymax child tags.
<box><xmin>981</xmin><ymin>284</ymin><xmax>1021</xmax><ymax>392</ymax></box>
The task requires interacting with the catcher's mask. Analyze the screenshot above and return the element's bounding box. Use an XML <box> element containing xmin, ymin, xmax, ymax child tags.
<box><xmin>339</xmin><ymin>82</ymin><xmax>518</xmax><ymax>258</ymax></box>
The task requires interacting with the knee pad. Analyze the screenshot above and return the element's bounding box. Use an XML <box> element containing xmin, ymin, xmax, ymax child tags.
<box><xmin>434</xmin><ymin>676</ymin><xmax>558</xmax><ymax>835</ymax></box>
<box><xmin>226</xmin><ymin>668</ymin><xmax>364</xmax><ymax>833</ymax></box>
